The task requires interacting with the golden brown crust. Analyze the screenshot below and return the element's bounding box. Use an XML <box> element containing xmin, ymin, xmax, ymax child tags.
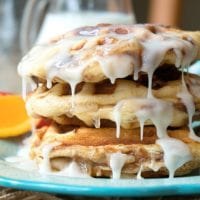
<box><xmin>31</xmin><ymin>124</ymin><xmax>196</xmax><ymax>147</ymax></box>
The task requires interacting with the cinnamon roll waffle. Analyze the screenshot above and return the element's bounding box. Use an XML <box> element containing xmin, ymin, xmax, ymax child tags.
<box><xmin>26</xmin><ymin>73</ymin><xmax>200</xmax><ymax>130</ymax></box>
<box><xmin>18</xmin><ymin>24</ymin><xmax>200</xmax><ymax>178</ymax></box>
<box><xmin>30</xmin><ymin>124</ymin><xmax>200</xmax><ymax>178</ymax></box>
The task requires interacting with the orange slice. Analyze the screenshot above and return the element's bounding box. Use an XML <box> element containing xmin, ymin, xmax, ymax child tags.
<box><xmin>0</xmin><ymin>93</ymin><xmax>31</xmax><ymax>138</ymax></box>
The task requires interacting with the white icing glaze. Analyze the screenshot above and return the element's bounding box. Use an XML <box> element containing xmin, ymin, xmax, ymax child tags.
<box><xmin>93</xmin><ymin>114</ymin><xmax>101</xmax><ymax>128</ymax></box>
<box><xmin>139</xmin><ymin>119</ymin><xmax>145</xmax><ymax>141</ymax></box>
<box><xmin>18</xmin><ymin>25</ymin><xmax>197</xmax><ymax>101</ymax></box>
<box><xmin>96</xmin><ymin>54</ymin><xmax>135</xmax><ymax>84</ymax></box>
<box><xmin>148</xmin><ymin>160</ymin><xmax>162</xmax><ymax>172</ymax></box>
<box><xmin>57</xmin><ymin>161</ymin><xmax>90</xmax><ymax>178</ymax></box>
<box><xmin>18</xmin><ymin>44</ymin><xmax>54</xmax><ymax>93</ymax></box>
<box><xmin>135</xmin><ymin>98</ymin><xmax>173</xmax><ymax>139</ymax></box>
<box><xmin>5</xmin><ymin>156</ymin><xmax>37</xmax><ymax>171</ymax></box>
<box><xmin>112</xmin><ymin>101</ymin><xmax>124</xmax><ymax>138</ymax></box>
<box><xmin>22</xmin><ymin>77</ymin><xmax>37</xmax><ymax>101</ymax></box>
<box><xmin>146</xmin><ymin>70</ymin><xmax>154</xmax><ymax>98</ymax></box>
<box><xmin>5</xmin><ymin>135</ymin><xmax>37</xmax><ymax>171</ymax></box>
<box><xmin>113</xmin><ymin>98</ymin><xmax>173</xmax><ymax>139</ymax></box>
<box><xmin>178</xmin><ymin>74</ymin><xmax>200</xmax><ymax>142</ymax></box>
<box><xmin>141</xmin><ymin>34</ymin><xmax>196</xmax><ymax>97</ymax></box>
<box><xmin>30</xmin><ymin>79</ymin><xmax>37</xmax><ymax>91</ymax></box>
<box><xmin>109</xmin><ymin>152</ymin><xmax>128</xmax><ymax>179</ymax></box>
<box><xmin>6</xmin><ymin>139</ymin><xmax>90</xmax><ymax>178</ymax></box>
<box><xmin>22</xmin><ymin>77</ymin><xmax>27</xmax><ymax>101</ymax></box>
<box><xmin>136</xmin><ymin>164</ymin><xmax>144</xmax><ymax>179</ymax></box>
<box><xmin>39</xmin><ymin>142</ymin><xmax>60</xmax><ymax>173</ymax></box>
<box><xmin>46</xmin><ymin>51</ymin><xmax>86</xmax><ymax>108</ymax></box>
<box><xmin>156</xmin><ymin>137</ymin><xmax>192</xmax><ymax>178</ymax></box>
<box><xmin>17</xmin><ymin>136</ymin><xmax>32</xmax><ymax>158</ymax></box>
<box><xmin>133</xmin><ymin>62</ymin><xmax>140</xmax><ymax>81</ymax></box>
<box><xmin>141</xmin><ymin>34</ymin><xmax>195</xmax><ymax>71</ymax></box>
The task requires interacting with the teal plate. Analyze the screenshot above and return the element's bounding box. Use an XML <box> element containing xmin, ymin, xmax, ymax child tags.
<box><xmin>0</xmin><ymin>136</ymin><xmax>200</xmax><ymax>197</ymax></box>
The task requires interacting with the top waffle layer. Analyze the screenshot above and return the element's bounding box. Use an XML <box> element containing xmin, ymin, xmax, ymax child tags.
<box><xmin>18</xmin><ymin>24</ymin><xmax>200</xmax><ymax>86</ymax></box>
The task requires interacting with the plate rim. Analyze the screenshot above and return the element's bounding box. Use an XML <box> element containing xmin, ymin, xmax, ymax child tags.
<box><xmin>0</xmin><ymin>174</ymin><xmax>200</xmax><ymax>197</ymax></box>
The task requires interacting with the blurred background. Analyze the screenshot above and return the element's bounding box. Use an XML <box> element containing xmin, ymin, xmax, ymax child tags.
<box><xmin>0</xmin><ymin>0</ymin><xmax>200</xmax><ymax>93</ymax></box>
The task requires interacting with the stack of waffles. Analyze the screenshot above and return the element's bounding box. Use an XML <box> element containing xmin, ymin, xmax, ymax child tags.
<box><xmin>18</xmin><ymin>24</ymin><xmax>200</xmax><ymax>178</ymax></box>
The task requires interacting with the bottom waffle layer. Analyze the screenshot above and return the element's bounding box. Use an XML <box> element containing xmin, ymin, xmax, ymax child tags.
<box><xmin>30</xmin><ymin>123</ymin><xmax>200</xmax><ymax>178</ymax></box>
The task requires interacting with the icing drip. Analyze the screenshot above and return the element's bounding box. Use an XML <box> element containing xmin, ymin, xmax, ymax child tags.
<box><xmin>22</xmin><ymin>77</ymin><xmax>27</xmax><ymax>101</ymax></box>
<box><xmin>39</xmin><ymin>142</ymin><xmax>60</xmax><ymax>173</ymax></box>
<box><xmin>141</xmin><ymin>34</ymin><xmax>195</xmax><ymax>98</ymax></box>
<box><xmin>113</xmin><ymin>97</ymin><xmax>173</xmax><ymax>139</ymax></box>
<box><xmin>57</xmin><ymin>161</ymin><xmax>90</xmax><ymax>178</ymax></box>
<box><xmin>109</xmin><ymin>152</ymin><xmax>128</xmax><ymax>179</ymax></box>
<box><xmin>148</xmin><ymin>160</ymin><xmax>162</xmax><ymax>172</ymax></box>
<box><xmin>97</xmin><ymin>54</ymin><xmax>135</xmax><ymax>84</ymax></box>
<box><xmin>113</xmin><ymin>101</ymin><xmax>124</xmax><ymax>138</ymax></box>
<box><xmin>18</xmin><ymin>44</ymin><xmax>54</xmax><ymax>93</ymax></box>
<box><xmin>22</xmin><ymin>77</ymin><xmax>37</xmax><ymax>101</ymax></box>
<box><xmin>46</xmin><ymin>52</ymin><xmax>85</xmax><ymax>108</ymax></box>
<box><xmin>147</xmin><ymin>71</ymin><xmax>154</xmax><ymax>98</ymax></box>
<box><xmin>178</xmin><ymin>74</ymin><xmax>200</xmax><ymax>142</ymax></box>
<box><xmin>113</xmin><ymin>98</ymin><xmax>173</xmax><ymax>139</ymax></box>
<box><xmin>156</xmin><ymin>137</ymin><xmax>192</xmax><ymax>178</ymax></box>
<box><xmin>135</xmin><ymin>98</ymin><xmax>173</xmax><ymax>139</ymax></box>
<box><xmin>136</xmin><ymin>164</ymin><xmax>144</xmax><ymax>179</ymax></box>
<box><xmin>30</xmin><ymin>79</ymin><xmax>37</xmax><ymax>91</ymax></box>
<box><xmin>69</xmin><ymin>82</ymin><xmax>77</xmax><ymax>109</ymax></box>
<box><xmin>139</xmin><ymin>119</ymin><xmax>145</xmax><ymax>141</ymax></box>
<box><xmin>93</xmin><ymin>115</ymin><xmax>101</xmax><ymax>128</ymax></box>
<box><xmin>46</xmin><ymin>78</ymin><xmax>52</xmax><ymax>89</ymax></box>
<box><xmin>133</xmin><ymin>63</ymin><xmax>140</xmax><ymax>81</ymax></box>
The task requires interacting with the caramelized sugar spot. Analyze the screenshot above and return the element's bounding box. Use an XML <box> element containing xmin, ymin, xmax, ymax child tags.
<box><xmin>135</xmin><ymin>64</ymin><xmax>181</xmax><ymax>89</ymax></box>
<box><xmin>94</xmin><ymin>80</ymin><xmax>116</xmax><ymax>94</ymax></box>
